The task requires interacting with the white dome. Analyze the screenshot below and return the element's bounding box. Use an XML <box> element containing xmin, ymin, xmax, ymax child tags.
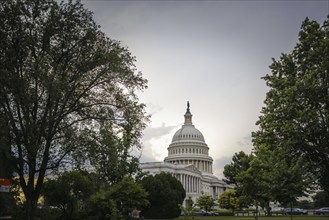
<box><xmin>171</xmin><ymin>102</ymin><xmax>205</xmax><ymax>143</ymax></box>
<box><xmin>172</xmin><ymin>125</ymin><xmax>205</xmax><ymax>142</ymax></box>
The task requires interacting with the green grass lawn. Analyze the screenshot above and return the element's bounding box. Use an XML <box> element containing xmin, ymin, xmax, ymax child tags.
<box><xmin>177</xmin><ymin>215</ymin><xmax>329</xmax><ymax>220</ymax></box>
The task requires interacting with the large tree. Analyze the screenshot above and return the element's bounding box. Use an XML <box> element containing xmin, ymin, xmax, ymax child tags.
<box><xmin>252</xmin><ymin>17</ymin><xmax>329</xmax><ymax>193</ymax></box>
<box><xmin>140</xmin><ymin>172</ymin><xmax>186</xmax><ymax>219</ymax></box>
<box><xmin>223</xmin><ymin>151</ymin><xmax>253</xmax><ymax>186</ymax></box>
<box><xmin>236</xmin><ymin>156</ymin><xmax>272</xmax><ymax>219</ymax></box>
<box><xmin>86</xmin><ymin>177</ymin><xmax>149</xmax><ymax>220</ymax></box>
<box><xmin>43</xmin><ymin>170</ymin><xmax>97</xmax><ymax>220</ymax></box>
<box><xmin>0</xmin><ymin>0</ymin><xmax>148</xmax><ymax>218</ymax></box>
<box><xmin>85</xmin><ymin>122</ymin><xmax>142</xmax><ymax>185</ymax></box>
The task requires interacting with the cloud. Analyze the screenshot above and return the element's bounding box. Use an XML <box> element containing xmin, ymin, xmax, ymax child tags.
<box><xmin>236</xmin><ymin>135</ymin><xmax>253</xmax><ymax>152</ymax></box>
<box><xmin>212</xmin><ymin>134</ymin><xmax>253</xmax><ymax>178</ymax></box>
<box><xmin>139</xmin><ymin>123</ymin><xmax>178</xmax><ymax>162</ymax></box>
<box><xmin>213</xmin><ymin>156</ymin><xmax>232</xmax><ymax>180</ymax></box>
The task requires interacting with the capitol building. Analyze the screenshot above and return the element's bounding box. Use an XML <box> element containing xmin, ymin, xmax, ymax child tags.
<box><xmin>140</xmin><ymin>102</ymin><xmax>232</xmax><ymax>206</ymax></box>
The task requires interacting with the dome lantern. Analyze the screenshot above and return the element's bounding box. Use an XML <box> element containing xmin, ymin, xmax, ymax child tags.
<box><xmin>184</xmin><ymin>101</ymin><xmax>193</xmax><ymax>125</ymax></box>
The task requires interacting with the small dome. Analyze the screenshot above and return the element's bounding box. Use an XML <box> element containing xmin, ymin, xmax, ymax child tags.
<box><xmin>172</xmin><ymin>125</ymin><xmax>205</xmax><ymax>142</ymax></box>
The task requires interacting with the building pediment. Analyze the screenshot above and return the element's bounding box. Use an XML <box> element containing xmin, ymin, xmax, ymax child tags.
<box><xmin>183</xmin><ymin>164</ymin><xmax>202</xmax><ymax>175</ymax></box>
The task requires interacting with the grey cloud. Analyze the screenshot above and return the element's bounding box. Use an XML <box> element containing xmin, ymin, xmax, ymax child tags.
<box><xmin>142</xmin><ymin>123</ymin><xmax>178</xmax><ymax>142</ymax></box>
<box><xmin>139</xmin><ymin>123</ymin><xmax>179</xmax><ymax>162</ymax></box>
<box><xmin>213</xmin><ymin>156</ymin><xmax>233</xmax><ymax>180</ymax></box>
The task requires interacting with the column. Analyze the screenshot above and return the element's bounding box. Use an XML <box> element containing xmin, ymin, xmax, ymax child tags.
<box><xmin>185</xmin><ymin>175</ymin><xmax>187</xmax><ymax>192</ymax></box>
<box><xmin>189</xmin><ymin>176</ymin><xmax>191</xmax><ymax>192</ymax></box>
<box><xmin>198</xmin><ymin>178</ymin><xmax>200</xmax><ymax>193</ymax></box>
<box><xmin>187</xmin><ymin>175</ymin><xmax>190</xmax><ymax>192</ymax></box>
<box><xmin>193</xmin><ymin>177</ymin><xmax>196</xmax><ymax>192</ymax></box>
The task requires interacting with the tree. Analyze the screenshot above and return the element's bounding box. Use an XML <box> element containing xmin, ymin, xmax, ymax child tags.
<box><xmin>236</xmin><ymin>157</ymin><xmax>272</xmax><ymax>219</ymax></box>
<box><xmin>267</xmin><ymin>151</ymin><xmax>312</xmax><ymax>209</ymax></box>
<box><xmin>86</xmin><ymin>122</ymin><xmax>142</xmax><ymax>185</ymax></box>
<box><xmin>223</xmin><ymin>151</ymin><xmax>253</xmax><ymax>185</ymax></box>
<box><xmin>43</xmin><ymin>170</ymin><xmax>97</xmax><ymax>220</ymax></box>
<box><xmin>108</xmin><ymin>177</ymin><xmax>149</xmax><ymax>219</ymax></box>
<box><xmin>196</xmin><ymin>194</ymin><xmax>215</xmax><ymax>212</ymax></box>
<box><xmin>222</xmin><ymin>151</ymin><xmax>254</xmax><ymax>210</ymax></box>
<box><xmin>0</xmin><ymin>0</ymin><xmax>148</xmax><ymax>218</ymax></box>
<box><xmin>179</xmin><ymin>196</ymin><xmax>197</xmax><ymax>220</ymax></box>
<box><xmin>218</xmin><ymin>189</ymin><xmax>239</xmax><ymax>212</ymax></box>
<box><xmin>252</xmin><ymin>146</ymin><xmax>312</xmax><ymax>219</ymax></box>
<box><xmin>252</xmin><ymin>17</ymin><xmax>329</xmax><ymax>193</ymax></box>
<box><xmin>87</xmin><ymin>189</ymin><xmax>122</xmax><ymax>220</ymax></box>
<box><xmin>313</xmin><ymin>191</ymin><xmax>329</xmax><ymax>208</ymax></box>
<box><xmin>140</xmin><ymin>172</ymin><xmax>185</xmax><ymax>219</ymax></box>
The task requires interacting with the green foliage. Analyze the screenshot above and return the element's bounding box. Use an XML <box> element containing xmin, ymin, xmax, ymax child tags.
<box><xmin>86</xmin><ymin>177</ymin><xmax>148</xmax><ymax>220</ymax></box>
<box><xmin>295</xmin><ymin>200</ymin><xmax>313</xmax><ymax>210</ymax></box>
<box><xmin>0</xmin><ymin>0</ymin><xmax>148</xmax><ymax>218</ymax></box>
<box><xmin>223</xmin><ymin>151</ymin><xmax>254</xmax><ymax>185</ymax></box>
<box><xmin>236</xmin><ymin>156</ymin><xmax>272</xmax><ymax>216</ymax></box>
<box><xmin>108</xmin><ymin>177</ymin><xmax>149</xmax><ymax>217</ymax></box>
<box><xmin>86</xmin><ymin>123</ymin><xmax>142</xmax><ymax>185</ymax></box>
<box><xmin>252</xmin><ymin>17</ymin><xmax>329</xmax><ymax>193</ymax></box>
<box><xmin>213</xmin><ymin>210</ymin><xmax>234</xmax><ymax>216</ymax></box>
<box><xmin>196</xmin><ymin>194</ymin><xmax>215</xmax><ymax>212</ymax></box>
<box><xmin>218</xmin><ymin>189</ymin><xmax>239</xmax><ymax>211</ymax></box>
<box><xmin>313</xmin><ymin>190</ymin><xmax>329</xmax><ymax>208</ymax></box>
<box><xmin>43</xmin><ymin>170</ymin><xmax>97</xmax><ymax>220</ymax></box>
<box><xmin>179</xmin><ymin>196</ymin><xmax>197</xmax><ymax>220</ymax></box>
<box><xmin>141</xmin><ymin>172</ymin><xmax>186</xmax><ymax>219</ymax></box>
<box><xmin>267</xmin><ymin>151</ymin><xmax>312</xmax><ymax>207</ymax></box>
<box><xmin>87</xmin><ymin>190</ymin><xmax>122</xmax><ymax>220</ymax></box>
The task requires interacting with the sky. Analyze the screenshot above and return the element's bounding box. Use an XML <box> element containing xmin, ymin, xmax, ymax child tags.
<box><xmin>81</xmin><ymin>0</ymin><xmax>328</xmax><ymax>178</ymax></box>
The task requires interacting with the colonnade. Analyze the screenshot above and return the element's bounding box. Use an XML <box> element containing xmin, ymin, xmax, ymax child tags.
<box><xmin>168</xmin><ymin>147</ymin><xmax>208</xmax><ymax>155</ymax></box>
<box><xmin>174</xmin><ymin>173</ymin><xmax>201</xmax><ymax>193</ymax></box>
<box><xmin>169</xmin><ymin>160</ymin><xmax>213</xmax><ymax>173</ymax></box>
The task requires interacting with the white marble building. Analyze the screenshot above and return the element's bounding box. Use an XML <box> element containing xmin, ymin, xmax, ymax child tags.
<box><xmin>140</xmin><ymin>102</ymin><xmax>232</xmax><ymax>206</ymax></box>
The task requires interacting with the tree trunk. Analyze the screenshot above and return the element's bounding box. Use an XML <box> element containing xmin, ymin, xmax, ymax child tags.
<box><xmin>255</xmin><ymin>202</ymin><xmax>259</xmax><ymax>220</ymax></box>
<box><xmin>25</xmin><ymin>196</ymin><xmax>38</xmax><ymax>220</ymax></box>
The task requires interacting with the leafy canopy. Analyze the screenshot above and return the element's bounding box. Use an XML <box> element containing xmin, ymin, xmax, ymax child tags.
<box><xmin>0</xmin><ymin>0</ymin><xmax>148</xmax><ymax>218</ymax></box>
<box><xmin>196</xmin><ymin>194</ymin><xmax>215</xmax><ymax>212</ymax></box>
<box><xmin>223</xmin><ymin>151</ymin><xmax>253</xmax><ymax>186</ymax></box>
<box><xmin>218</xmin><ymin>189</ymin><xmax>239</xmax><ymax>211</ymax></box>
<box><xmin>140</xmin><ymin>172</ymin><xmax>186</xmax><ymax>219</ymax></box>
<box><xmin>252</xmin><ymin>17</ymin><xmax>329</xmax><ymax>193</ymax></box>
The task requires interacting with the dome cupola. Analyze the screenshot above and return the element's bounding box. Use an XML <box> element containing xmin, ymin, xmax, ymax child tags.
<box><xmin>172</xmin><ymin>101</ymin><xmax>205</xmax><ymax>143</ymax></box>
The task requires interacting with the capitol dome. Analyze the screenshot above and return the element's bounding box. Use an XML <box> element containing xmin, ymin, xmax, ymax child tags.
<box><xmin>164</xmin><ymin>102</ymin><xmax>213</xmax><ymax>174</ymax></box>
<box><xmin>172</xmin><ymin>101</ymin><xmax>205</xmax><ymax>142</ymax></box>
<box><xmin>172</xmin><ymin>126</ymin><xmax>205</xmax><ymax>142</ymax></box>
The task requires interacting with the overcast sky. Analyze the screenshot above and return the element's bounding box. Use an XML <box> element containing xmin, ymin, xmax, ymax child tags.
<box><xmin>82</xmin><ymin>0</ymin><xmax>328</xmax><ymax>178</ymax></box>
